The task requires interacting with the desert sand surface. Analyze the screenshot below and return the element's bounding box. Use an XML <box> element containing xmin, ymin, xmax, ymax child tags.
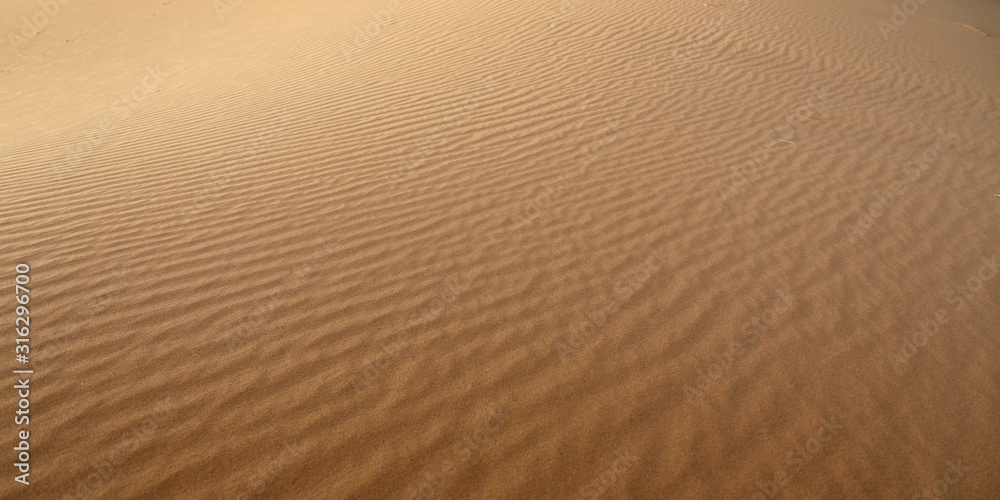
<box><xmin>2</xmin><ymin>0</ymin><xmax>999</xmax><ymax>498</ymax></box>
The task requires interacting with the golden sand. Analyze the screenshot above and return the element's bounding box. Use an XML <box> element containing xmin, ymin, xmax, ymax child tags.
<box><xmin>1</xmin><ymin>0</ymin><xmax>998</xmax><ymax>497</ymax></box>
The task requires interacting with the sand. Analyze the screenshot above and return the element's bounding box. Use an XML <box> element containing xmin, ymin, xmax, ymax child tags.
<box><xmin>1</xmin><ymin>0</ymin><xmax>999</xmax><ymax>498</ymax></box>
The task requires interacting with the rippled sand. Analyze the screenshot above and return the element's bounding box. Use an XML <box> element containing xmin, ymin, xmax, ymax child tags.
<box><xmin>1</xmin><ymin>0</ymin><xmax>999</xmax><ymax>498</ymax></box>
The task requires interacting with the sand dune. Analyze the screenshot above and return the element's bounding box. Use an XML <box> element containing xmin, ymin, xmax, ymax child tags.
<box><xmin>1</xmin><ymin>0</ymin><xmax>999</xmax><ymax>498</ymax></box>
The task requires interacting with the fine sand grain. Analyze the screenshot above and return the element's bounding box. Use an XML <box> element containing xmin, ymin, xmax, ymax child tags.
<box><xmin>1</xmin><ymin>0</ymin><xmax>999</xmax><ymax>498</ymax></box>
